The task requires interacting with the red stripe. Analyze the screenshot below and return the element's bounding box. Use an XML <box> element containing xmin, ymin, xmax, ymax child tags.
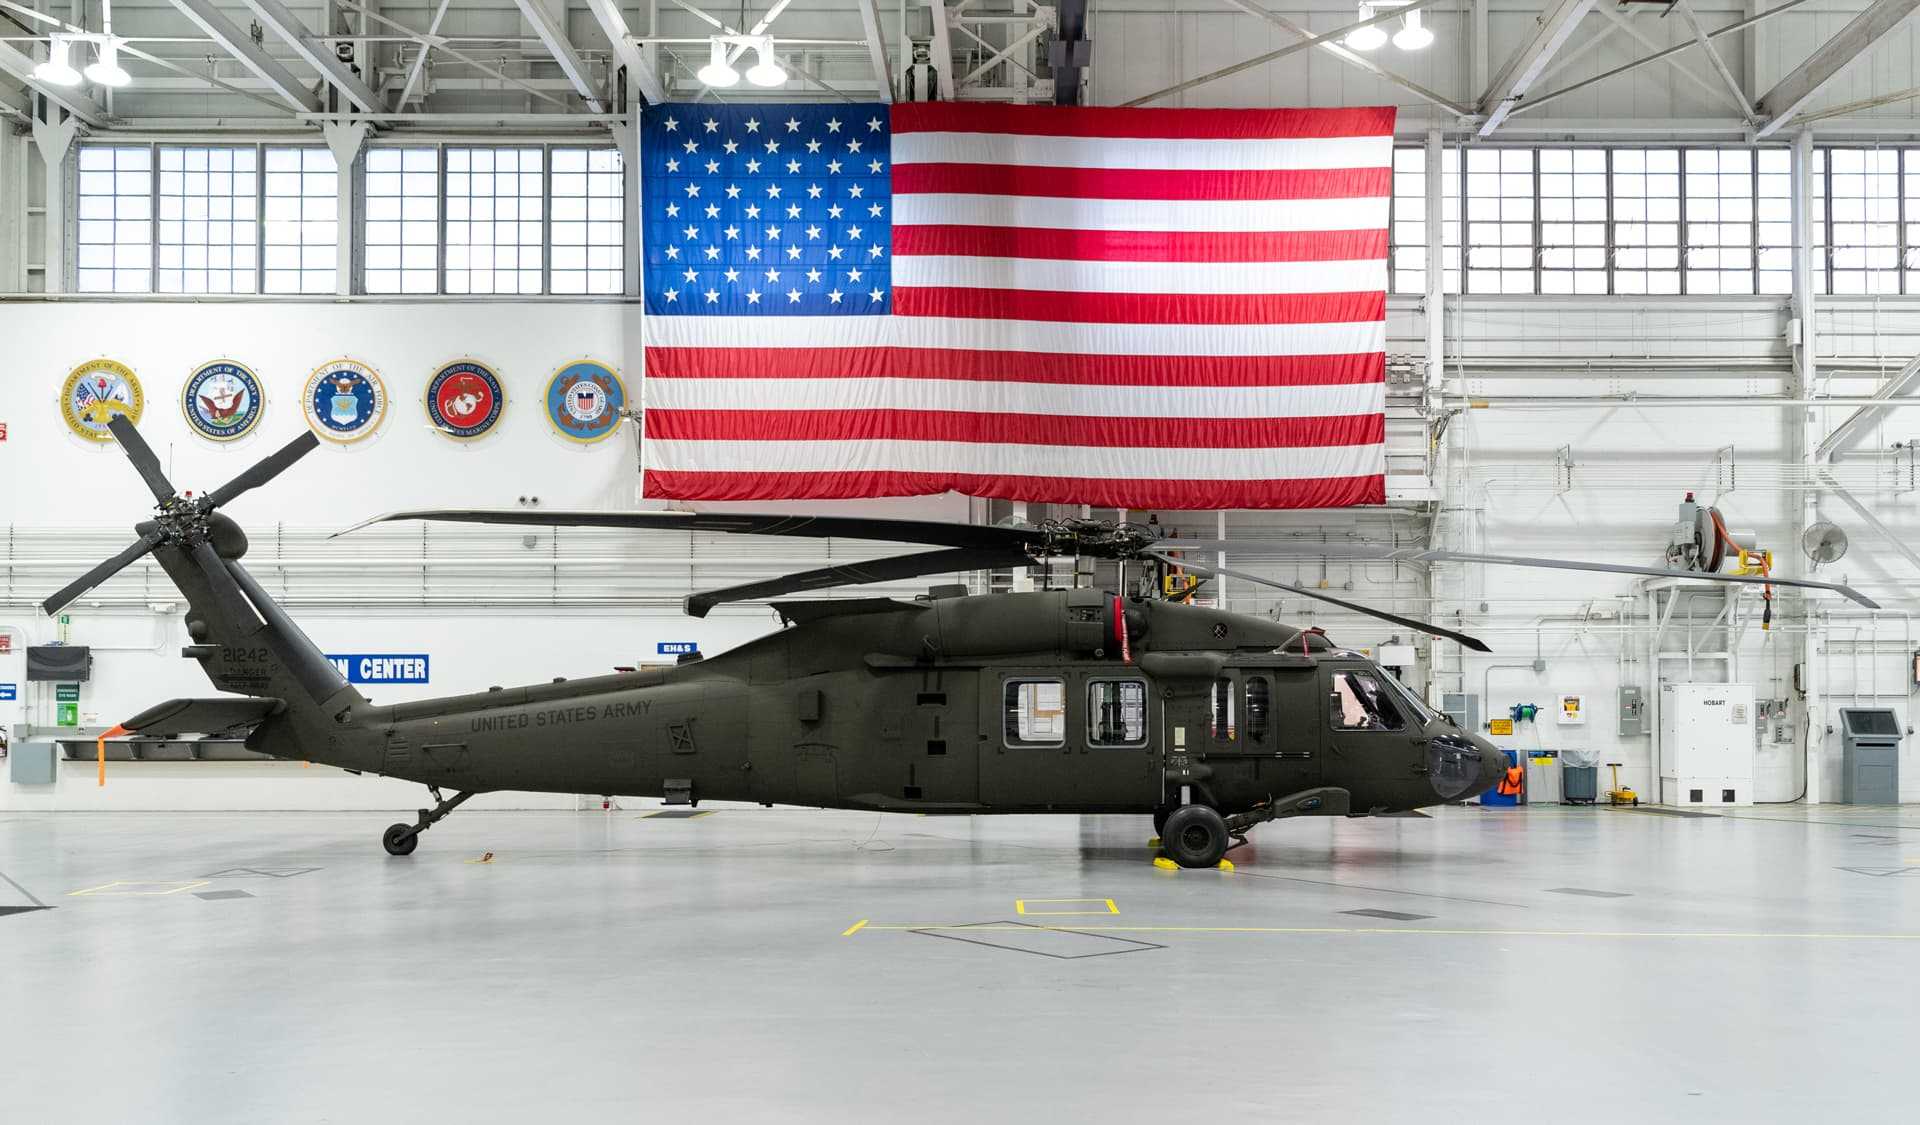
<box><xmin>644</xmin><ymin>469</ymin><xmax>1387</xmax><ymax>510</ymax></box>
<box><xmin>892</xmin><ymin>163</ymin><xmax>1390</xmax><ymax>201</ymax></box>
<box><xmin>644</xmin><ymin>410</ymin><xmax>1385</xmax><ymax>450</ymax></box>
<box><xmin>892</xmin><ymin>288</ymin><xmax>1385</xmax><ymax>326</ymax></box>
<box><xmin>892</xmin><ymin>225</ymin><xmax>1387</xmax><ymax>263</ymax></box>
<box><xmin>891</xmin><ymin>103</ymin><xmax>1397</xmax><ymax>141</ymax></box>
<box><xmin>643</xmin><ymin>347</ymin><xmax>1384</xmax><ymax>386</ymax></box>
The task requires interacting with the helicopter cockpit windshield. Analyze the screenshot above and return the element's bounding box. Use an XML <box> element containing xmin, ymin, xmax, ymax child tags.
<box><xmin>1378</xmin><ymin>668</ymin><xmax>1441</xmax><ymax>728</ymax></box>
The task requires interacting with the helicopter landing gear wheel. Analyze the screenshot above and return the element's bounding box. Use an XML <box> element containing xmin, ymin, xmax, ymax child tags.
<box><xmin>382</xmin><ymin>824</ymin><xmax>418</xmax><ymax>856</ymax></box>
<box><xmin>1161</xmin><ymin>804</ymin><xmax>1229</xmax><ymax>869</ymax></box>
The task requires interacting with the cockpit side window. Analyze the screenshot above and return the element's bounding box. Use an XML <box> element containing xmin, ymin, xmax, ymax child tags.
<box><xmin>1245</xmin><ymin>676</ymin><xmax>1271</xmax><ymax>745</ymax></box>
<box><xmin>1329</xmin><ymin>671</ymin><xmax>1405</xmax><ymax>732</ymax></box>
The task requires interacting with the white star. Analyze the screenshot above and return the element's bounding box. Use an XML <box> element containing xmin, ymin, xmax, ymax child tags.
<box><xmin>723</xmin><ymin>267</ymin><xmax>740</xmax><ymax>282</ymax></box>
<box><xmin>746</xmin><ymin>289</ymin><xmax>761</xmax><ymax>303</ymax></box>
<box><xmin>805</xmin><ymin>139</ymin><xmax>822</xmax><ymax>154</ymax></box>
<box><xmin>806</xmin><ymin>224</ymin><xmax>822</xmax><ymax>239</ymax></box>
<box><xmin>682</xmin><ymin>139</ymin><xmax>698</xmax><ymax>153</ymax></box>
<box><xmin>846</xmin><ymin>224</ymin><xmax>863</xmax><ymax>240</ymax></box>
<box><xmin>745</xmin><ymin>118</ymin><xmax>761</xmax><ymax>133</ymax></box>
<box><xmin>868</xmin><ymin>203</ymin><xmax>883</xmax><ymax>217</ymax></box>
<box><xmin>827</xmin><ymin>245</ymin><xmax>844</xmax><ymax>260</ymax></box>
<box><xmin>826</xmin><ymin>117</ymin><xmax>842</xmax><ymax>133</ymax></box>
<box><xmin>682</xmin><ymin>267</ymin><xmax>697</xmax><ymax>282</ymax></box>
<box><xmin>765</xmin><ymin>184</ymin><xmax>783</xmax><ymax>199</ymax></box>
<box><xmin>724</xmin><ymin>225</ymin><xmax>740</xmax><ymax>240</ymax></box>
<box><xmin>784</xmin><ymin>117</ymin><xmax>801</xmax><ymax>133</ymax></box>
<box><xmin>848</xmin><ymin>185</ymin><xmax>864</xmax><ymax>199</ymax></box>
<box><xmin>869</xmin><ymin>288</ymin><xmax>884</xmax><ymax>302</ymax></box>
<box><xmin>827</xmin><ymin>204</ymin><xmax>843</xmax><ymax>219</ymax></box>
<box><xmin>806</xmin><ymin>184</ymin><xmax>823</xmax><ymax>199</ymax></box>
<box><xmin>848</xmin><ymin>267</ymin><xmax>863</xmax><ymax>282</ymax></box>
<box><xmin>663</xmin><ymin>288</ymin><xmax>678</xmax><ymax>301</ymax></box>
<box><xmin>766</xmin><ymin>226</ymin><xmax>782</xmax><ymax>240</ymax></box>
<box><xmin>786</xmin><ymin>204</ymin><xmax>801</xmax><ymax>218</ymax></box>
<box><xmin>867</xmin><ymin>116</ymin><xmax>882</xmax><ymax>132</ymax></box>
<box><xmin>665</xmin><ymin>202</ymin><xmax>680</xmax><ymax>217</ymax></box>
<box><xmin>827</xmin><ymin>159</ymin><xmax>842</xmax><ymax>174</ymax></box>
<box><xmin>765</xmin><ymin>268</ymin><xmax>780</xmax><ymax>282</ymax></box>
<box><xmin>704</xmin><ymin>159</ymin><xmax>720</xmax><ymax>174</ymax></box>
<box><xmin>786</xmin><ymin>246</ymin><xmax>802</xmax><ymax>259</ymax></box>
<box><xmin>868</xmin><ymin>159</ymin><xmax>883</xmax><ymax>174</ymax></box>
<box><xmin>764</xmin><ymin>139</ymin><xmax>780</xmax><ymax>153</ymax></box>
<box><xmin>745</xmin><ymin>245</ymin><xmax>762</xmax><ymax>261</ymax></box>
<box><xmin>683</xmin><ymin>225</ymin><xmax>699</xmax><ymax>240</ymax></box>
<box><xmin>868</xmin><ymin>244</ymin><xmax>883</xmax><ymax>259</ymax></box>
<box><xmin>847</xmin><ymin>139</ymin><xmax>862</xmax><ymax>154</ymax></box>
<box><xmin>787</xmin><ymin>289</ymin><xmax>802</xmax><ymax>303</ymax></box>
<box><xmin>664</xmin><ymin>245</ymin><xmax>680</xmax><ymax>259</ymax></box>
<box><xmin>745</xmin><ymin>158</ymin><xmax>762</xmax><ymax>173</ymax></box>
<box><xmin>723</xmin><ymin>140</ymin><xmax>739</xmax><ymax>154</ymax></box>
<box><xmin>684</xmin><ymin>183</ymin><xmax>700</xmax><ymax>197</ymax></box>
<box><xmin>704</xmin><ymin>288</ymin><xmax>719</xmax><ymax>302</ymax></box>
<box><xmin>703</xmin><ymin>118</ymin><xmax>718</xmax><ymax>133</ymax></box>
<box><xmin>704</xmin><ymin>203</ymin><xmax>719</xmax><ymax>218</ymax></box>
<box><xmin>745</xmin><ymin>204</ymin><xmax>761</xmax><ymax>219</ymax></box>
<box><xmin>786</xmin><ymin>159</ymin><xmax>801</xmax><ymax>174</ymax></box>
<box><xmin>828</xmin><ymin>289</ymin><xmax>844</xmax><ymax>304</ymax></box>
<box><xmin>807</xmin><ymin>267</ymin><xmax>823</xmax><ymax>283</ymax></box>
<box><xmin>665</xmin><ymin>158</ymin><xmax>680</xmax><ymax>173</ymax></box>
<box><xmin>704</xmin><ymin>246</ymin><xmax>720</xmax><ymax>260</ymax></box>
<box><xmin>663</xmin><ymin>117</ymin><xmax>679</xmax><ymax>131</ymax></box>
<box><xmin>725</xmin><ymin>184</ymin><xmax>741</xmax><ymax>199</ymax></box>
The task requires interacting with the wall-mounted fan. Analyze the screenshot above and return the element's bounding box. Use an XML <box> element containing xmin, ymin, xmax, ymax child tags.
<box><xmin>1802</xmin><ymin>521</ymin><xmax>1849</xmax><ymax>565</ymax></box>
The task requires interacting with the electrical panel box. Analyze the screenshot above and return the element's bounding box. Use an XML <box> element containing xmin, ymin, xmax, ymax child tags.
<box><xmin>9</xmin><ymin>740</ymin><xmax>56</xmax><ymax>785</ymax></box>
<box><xmin>1618</xmin><ymin>686</ymin><xmax>1646</xmax><ymax>736</ymax></box>
<box><xmin>1659</xmin><ymin>682</ymin><xmax>1756</xmax><ymax>806</ymax></box>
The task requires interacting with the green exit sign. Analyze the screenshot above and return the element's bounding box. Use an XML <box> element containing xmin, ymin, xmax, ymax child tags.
<box><xmin>54</xmin><ymin>683</ymin><xmax>81</xmax><ymax>703</ymax></box>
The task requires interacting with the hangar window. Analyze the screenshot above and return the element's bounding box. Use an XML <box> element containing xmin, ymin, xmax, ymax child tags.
<box><xmin>362</xmin><ymin>146</ymin><xmax>440</xmax><ymax>294</ymax></box>
<box><xmin>1390</xmin><ymin>146</ymin><xmax>1426</xmax><ymax>294</ymax></box>
<box><xmin>1464</xmin><ymin>147</ymin><xmax>1534</xmax><ymax>294</ymax></box>
<box><xmin>1088</xmin><ymin>680</ymin><xmax>1148</xmax><ymax>748</ymax></box>
<box><xmin>1683</xmin><ymin>148</ymin><xmax>1756</xmax><ymax>295</ymax></box>
<box><xmin>445</xmin><ymin>147</ymin><xmax>544</xmax><ymax>295</ymax></box>
<box><xmin>1537</xmin><ymin>148</ymin><xmax>1607</xmax><ymax>295</ymax></box>
<box><xmin>1330</xmin><ymin>672</ymin><xmax>1405</xmax><ymax>732</ymax></box>
<box><xmin>1004</xmin><ymin>679</ymin><xmax>1066</xmax><ymax>748</ymax></box>
<box><xmin>263</xmin><ymin>147</ymin><xmax>337</xmax><ymax>294</ymax></box>
<box><xmin>550</xmin><ymin>147</ymin><xmax>627</xmax><ymax>294</ymax></box>
<box><xmin>1611</xmin><ymin>149</ymin><xmax>1681</xmax><ymax>295</ymax></box>
<box><xmin>75</xmin><ymin>145</ymin><xmax>152</xmax><ymax>293</ymax></box>
<box><xmin>1826</xmin><ymin>147</ymin><xmax>1900</xmax><ymax>295</ymax></box>
<box><xmin>156</xmin><ymin>146</ymin><xmax>257</xmax><ymax>295</ymax></box>
<box><xmin>1756</xmin><ymin>149</ymin><xmax>1794</xmax><ymax>296</ymax></box>
<box><xmin>1245</xmin><ymin>677</ymin><xmax>1271</xmax><ymax>745</ymax></box>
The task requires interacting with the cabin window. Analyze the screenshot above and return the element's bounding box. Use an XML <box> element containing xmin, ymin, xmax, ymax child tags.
<box><xmin>1087</xmin><ymin>679</ymin><xmax>1148</xmax><ymax>747</ymax></box>
<box><xmin>1330</xmin><ymin>671</ymin><xmax>1406</xmax><ymax>732</ymax></box>
<box><xmin>1210</xmin><ymin>677</ymin><xmax>1236</xmax><ymax>741</ymax></box>
<box><xmin>1245</xmin><ymin>676</ymin><xmax>1272</xmax><ymax>744</ymax></box>
<box><xmin>1004</xmin><ymin>679</ymin><xmax>1067</xmax><ymax>747</ymax></box>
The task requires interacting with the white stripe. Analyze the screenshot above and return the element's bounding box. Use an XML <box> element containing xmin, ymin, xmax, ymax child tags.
<box><xmin>643</xmin><ymin>316</ymin><xmax>1387</xmax><ymax>357</ymax></box>
<box><xmin>892</xmin><ymin>132</ymin><xmax>1392</xmax><ymax>173</ymax></box>
<box><xmin>645</xmin><ymin>378</ymin><xmax>1385</xmax><ymax>419</ymax></box>
<box><xmin>892</xmin><ymin>255</ymin><xmax>1386</xmax><ymax>296</ymax></box>
<box><xmin>893</xmin><ymin>193</ymin><xmax>1389</xmax><ymax>233</ymax></box>
<box><xmin>646</xmin><ymin>440</ymin><xmax>1385</xmax><ymax>481</ymax></box>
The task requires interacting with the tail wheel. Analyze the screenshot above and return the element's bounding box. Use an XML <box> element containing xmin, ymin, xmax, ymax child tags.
<box><xmin>382</xmin><ymin>824</ymin><xmax>419</xmax><ymax>856</ymax></box>
<box><xmin>1161</xmin><ymin>804</ymin><xmax>1229</xmax><ymax>869</ymax></box>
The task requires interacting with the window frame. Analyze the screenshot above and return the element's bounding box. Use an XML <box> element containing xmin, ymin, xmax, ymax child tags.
<box><xmin>1003</xmin><ymin>677</ymin><xmax>1068</xmax><ymax>750</ymax></box>
<box><xmin>1086</xmin><ymin>677</ymin><xmax>1150</xmax><ymax>749</ymax></box>
<box><xmin>1328</xmin><ymin>669</ymin><xmax>1407</xmax><ymax>733</ymax></box>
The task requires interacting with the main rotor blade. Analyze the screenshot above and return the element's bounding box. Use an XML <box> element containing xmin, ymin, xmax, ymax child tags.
<box><xmin>106</xmin><ymin>414</ymin><xmax>175</xmax><ymax>504</ymax></box>
<box><xmin>41</xmin><ymin>533</ymin><xmax>162</xmax><ymax>615</ymax></box>
<box><xmin>1421</xmin><ymin>550</ymin><xmax>1881</xmax><ymax>610</ymax></box>
<box><xmin>191</xmin><ymin>541</ymin><xmax>266</xmax><ymax>634</ymax></box>
<box><xmin>206</xmin><ymin>430</ymin><xmax>321</xmax><ymax>509</ymax></box>
<box><xmin>1151</xmin><ymin>552</ymin><xmax>1493</xmax><ymax>654</ymax></box>
<box><xmin>336</xmin><ymin>509</ymin><xmax>1044</xmax><ymax>552</ymax></box>
<box><xmin>685</xmin><ymin>546</ymin><xmax>1032</xmax><ymax>617</ymax></box>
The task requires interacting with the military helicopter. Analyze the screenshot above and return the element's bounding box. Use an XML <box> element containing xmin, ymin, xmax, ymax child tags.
<box><xmin>46</xmin><ymin>419</ymin><xmax>1876</xmax><ymax>868</ymax></box>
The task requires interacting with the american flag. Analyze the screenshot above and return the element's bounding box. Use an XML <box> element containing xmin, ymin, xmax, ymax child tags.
<box><xmin>640</xmin><ymin>102</ymin><xmax>1393</xmax><ymax>510</ymax></box>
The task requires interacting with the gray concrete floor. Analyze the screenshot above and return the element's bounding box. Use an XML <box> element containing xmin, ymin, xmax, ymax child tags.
<box><xmin>4</xmin><ymin>803</ymin><xmax>1920</xmax><ymax>1123</ymax></box>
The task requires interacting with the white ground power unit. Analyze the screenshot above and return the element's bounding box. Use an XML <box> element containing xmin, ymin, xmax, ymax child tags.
<box><xmin>1660</xmin><ymin>683</ymin><xmax>1757</xmax><ymax>807</ymax></box>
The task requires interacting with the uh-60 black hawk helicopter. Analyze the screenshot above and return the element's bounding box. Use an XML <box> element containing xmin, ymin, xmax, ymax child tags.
<box><xmin>48</xmin><ymin>418</ymin><xmax>1877</xmax><ymax>868</ymax></box>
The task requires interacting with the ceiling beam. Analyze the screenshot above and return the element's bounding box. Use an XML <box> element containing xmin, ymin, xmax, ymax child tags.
<box><xmin>392</xmin><ymin>0</ymin><xmax>453</xmax><ymax>111</ymax></box>
<box><xmin>1593</xmin><ymin>1</ymin><xmax>1743</xmax><ymax>113</ymax></box>
<box><xmin>513</xmin><ymin>0</ymin><xmax>607</xmax><ymax>113</ymax></box>
<box><xmin>1478</xmin><ymin>0</ymin><xmax>1599</xmax><ymax>136</ymax></box>
<box><xmin>237</xmin><ymin>0</ymin><xmax>385</xmax><ymax>112</ymax></box>
<box><xmin>167</xmin><ymin>0</ymin><xmax>323</xmax><ymax>113</ymax></box>
<box><xmin>1815</xmin><ymin>354</ymin><xmax>1920</xmax><ymax>460</ymax></box>
<box><xmin>1673</xmin><ymin>0</ymin><xmax>1756</xmax><ymax>123</ymax></box>
<box><xmin>1755</xmin><ymin>0</ymin><xmax>1920</xmax><ymax>138</ymax></box>
<box><xmin>1218</xmin><ymin>0</ymin><xmax>1471</xmax><ymax>118</ymax></box>
<box><xmin>0</xmin><ymin>40</ymin><xmax>106</xmax><ymax>125</ymax></box>
<box><xmin>854</xmin><ymin>0</ymin><xmax>894</xmax><ymax>103</ymax></box>
<box><xmin>583</xmin><ymin>0</ymin><xmax>667</xmax><ymax>104</ymax></box>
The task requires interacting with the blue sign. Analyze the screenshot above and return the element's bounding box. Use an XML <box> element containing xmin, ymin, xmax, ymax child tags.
<box><xmin>0</xmin><ymin>683</ymin><xmax>15</xmax><ymax>701</ymax></box>
<box><xmin>657</xmin><ymin>642</ymin><xmax>698</xmax><ymax>655</ymax></box>
<box><xmin>325</xmin><ymin>654</ymin><xmax>430</xmax><ymax>684</ymax></box>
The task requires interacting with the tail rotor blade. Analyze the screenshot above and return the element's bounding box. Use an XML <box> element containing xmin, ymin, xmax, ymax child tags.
<box><xmin>191</xmin><ymin>541</ymin><xmax>265</xmax><ymax>634</ymax></box>
<box><xmin>42</xmin><ymin>533</ymin><xmax>163</xmax><ymax>615</ymax></box>
<box><xmin>206</xmin><ymin>431</ymin><xmax>321</xmax><ymax>509</ymax></box>
<box><xmin>1151</xmin><ymin>552</ymin><xmax>1493</xmax><ymax>654</ymax></box>
<box><xmin>106</xmin><ymin>415</ymin><xmax>176</xmax><ymax>504</ymax></box>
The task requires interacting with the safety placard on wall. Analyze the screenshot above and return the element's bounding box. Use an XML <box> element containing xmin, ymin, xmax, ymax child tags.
<box><xmin>0</xmin><ymin>683</ymin><xmax>16</xmax><ymax>702</ymax></box>
<box><xmin>1488</xmin><ymin>718</ymin><xmax>1515</xmax><ymax>736</ymax></box>
<box><xmin>325</xmin><ymin>654</ymin><xmax>430</xmax><ymax>684</ymax></box>
<box><xmin>657</xmin><ymin>642</ymin><xmax>698</xmax><ymax>655</ymax></box>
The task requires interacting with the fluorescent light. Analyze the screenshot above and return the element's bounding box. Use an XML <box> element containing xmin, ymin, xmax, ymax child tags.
<box><xmin>696</xmin><ymin>38</ymin><xmax>739</xmax><ymax>88</ymax></box>
<box><xmin>1393</xmin><ymin>9</ymin><xmax>1434</xmax><ymax>51</ymax></box>
<box><xmin>32</xmin><ymin>36</ymin><xmax>82</xmax><ymax>87</ymax></box>
<box><xmin>84</xmin><ymin>38</ymin><xmax>130</xmax><ymax>87</ymax></box>
<box><xmin>745</xmin><ymin>40</ymin><xmax>786</xmax><ymax>87</ymax></box>
<box><xmin>1345</xmin><ymin>5</ymin><xmax>1388</xmax><ymax>52</ymax></box>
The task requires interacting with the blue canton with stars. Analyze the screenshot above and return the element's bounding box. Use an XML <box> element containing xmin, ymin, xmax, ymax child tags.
<box><xmin>642</xmin><ymin>103</ymin><xmax>891</xmax><ymax>317</ymax></box>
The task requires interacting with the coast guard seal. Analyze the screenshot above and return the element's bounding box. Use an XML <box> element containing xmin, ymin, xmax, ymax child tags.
<box><xmin>61</xmin><ymin>359</ymin><xmax>145</xmax><ymax>442</ymax></box>
<box><xmin>425</xmin><ymin>359</ymin><xmax>506</xmax><ymax>441</ymax></box>
<box><xmin>544</xmin><ymin>359</ymin><xmax>626</xmax><ymax>444</ymax></box>
<box><xmin>182</xmin><ymin>359</ymin><xmax>265</xmax><ymax>442</ymax></box>
<box><xmin>302</xmin><ymin>358</ymin><xmax>388</xmax><ymax>444</ymax></box>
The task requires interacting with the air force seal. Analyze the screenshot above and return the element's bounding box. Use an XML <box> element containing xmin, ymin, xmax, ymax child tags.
<box><xmin>303</xmin><ymin>358</ymin><xmax>388</xmax><ymax>443</ymax></box>
<box><xmin>544</xmin><ymin>359</ymin><xmax>626</xmax><ymax>444</ymax></box>
<box><xmin>61</xmin><ymin>359</ymin><xmax>144</xmax><ymax>442</ymax></box>
<box><xmin>183</xmin><ymin>359</ymin><xmax>265</xmax><ymax>442</ymax></box>
<box><xmin>425</xmin><ymin>359</ymin><xmax>506</xmax><ymax>441</ymax></box>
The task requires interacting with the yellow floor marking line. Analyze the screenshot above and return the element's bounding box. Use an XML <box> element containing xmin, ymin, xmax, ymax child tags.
<box><xmin>841</xmin><ymin>918</ymin><xmax>870</xmax><ymax>937</ymax></box>
<box><xmin>847</xmin><ymin>923</ymin><xmax>1920</xmax><ymax>941</ymax></box>
<box><xmin>1015</xmin><ymin>898</ymin><xmax>1119</xmax><ymax>916</ymax></box>
<box><xmin>68</xmin><ymin>880</ymin><xmax>211</xmax><ymax>897</ymax></box>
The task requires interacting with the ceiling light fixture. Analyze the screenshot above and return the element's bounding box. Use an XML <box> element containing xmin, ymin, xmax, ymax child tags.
<box><xmin>745</xmin><ymin>39</ymin><xmax>787</xmax><ymax>87</ymax></box>
<box><xmin>32</xmin><ymin>36</ymin><xmax>82</xmax><ymax>86</ymax></box>
<box><xmin>1345</xmin><ymin>4</ymin><xmax>1388</xmax><ymax>52</ymax></box>
<box><xmin>1393</xmin><ymin>9</ymin><xmax>1434</xmax><ymax>51</ymax></box>
<box><xmin>696</xmin><ymin>38</ymin><xmax>739</xmax><ymax>88</ymax></box>
<box><xmin>85</xmin><ymin>38</ymin><xmax>131</xmax><ymax>87</ymax></box>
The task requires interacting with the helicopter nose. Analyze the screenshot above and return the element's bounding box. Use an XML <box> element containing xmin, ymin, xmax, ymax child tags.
<box><xmin>1478</xmin><ymin>740</ymin><xmax>1508</xmax><ymax>795</ymax></box>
